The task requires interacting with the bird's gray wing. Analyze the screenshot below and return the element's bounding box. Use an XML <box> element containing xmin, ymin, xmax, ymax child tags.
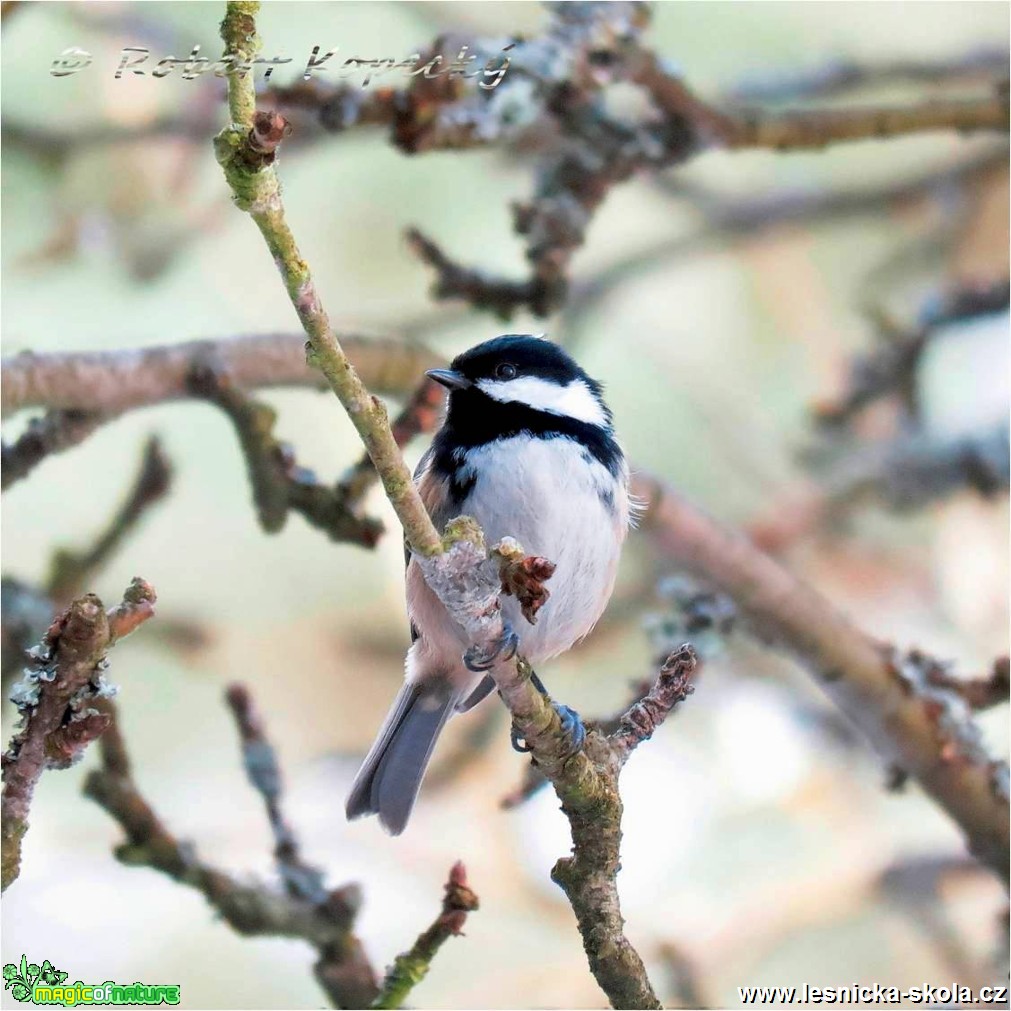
<box><xmin>407</xmin><ymin>446</ymin><xmax>451</xmax><ymax>642</ymax></box>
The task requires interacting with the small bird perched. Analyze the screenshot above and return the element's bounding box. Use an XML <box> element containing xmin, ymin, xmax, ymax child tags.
<box><xmin>346</xmin><ymin>335</ymin><xmax>631</xmax><ymax>834</ymax></box>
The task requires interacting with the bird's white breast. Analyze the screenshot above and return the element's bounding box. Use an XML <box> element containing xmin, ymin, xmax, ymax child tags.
<box><xmin>451</xmin><ymin>435</ymin><xmax>629</xmax><ymax>662</ymax></box>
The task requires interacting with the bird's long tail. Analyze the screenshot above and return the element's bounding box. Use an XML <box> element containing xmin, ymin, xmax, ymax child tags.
<box><xmin>345</xmin><ymin>680</ymin><xmax>459</xmax><ymax>835</ymax></box>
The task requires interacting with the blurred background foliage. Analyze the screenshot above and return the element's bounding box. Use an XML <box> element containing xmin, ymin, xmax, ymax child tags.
<box><xmin>1</xmin><ymin>2</ymin><xmax>1008</xmax><ymax>1008</ymax></box>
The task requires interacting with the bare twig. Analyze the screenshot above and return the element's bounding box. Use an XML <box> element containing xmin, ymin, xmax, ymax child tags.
<box><xmin>46</xmin><ymin>437</ymin><xmax>172</xmax><ymax>605</ymax></box>
<box><xmin>188</xmin><ymin>364</ymin><xmax>383</xmax><ymax>547</ymax></box>
<box><xmin>722</xmin><ymin>92</ymin><xmax>1010</xmax><ymax>149</ymax></box>
<box><xmin>371</xmin><ymin>861</ymin><xmax>480</xmax><ymax>1010</ymax></box>
<box><xmin>559</xmin><ymin>148</ymin><xmax>1005</xmax><ymax>345</ymax></box>
<box><xmin>723</xmin><ymin>47</ymin><xmax>1011</xmax><ymax>104</ymax></box>
<box><xmin>1</xmin><ymin>410</ymin><xmax>105</xmax><ymax>491</ymax></box>
<box><xmin>814</xmin><ymin>423</ymin><xmax>1010</xmax><ymax>511</ymax></box>
<box><xmin>1</xmin><ymin>577</ymin><xmax>156</xmax><ymax>891</ymax></box>
<box><xmin>916</xmin><ymin>653</ymin><xmax>1010</xmax><ymax>713</ymax></box>
<box><xmin>814</xmin><ymin>280</ymin><xmax>1010</xmax><ymax>428</ymax></box>
<box><xmin>224</xmin><ymin>683</ymin><xmax>328</xmax><ymax>902</ymax></box>
<box><xmin>1</xmin><ymin>333</ymin><xmax>439</xmax><ymax>419</ymax></box>
<box><xmin>631</xmin><ymin>471</ymin><xmax>1009</xmax><ymax>883</ymax></box>
<box><xmin>84</xmin><ymin>694</ymin><xmax>381</xmax><ymax>1010</ymax></box>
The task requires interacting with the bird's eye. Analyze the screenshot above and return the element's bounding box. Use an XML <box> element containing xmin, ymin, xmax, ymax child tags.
<box><xmin>495</xmin><ymin>363</ymin><xmax>518</xmax><ymax>380</ymax></box>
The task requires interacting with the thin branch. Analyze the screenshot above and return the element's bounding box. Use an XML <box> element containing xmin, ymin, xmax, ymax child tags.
<box><xmin>814</xmin><ymin>280</ymin><xmax>1010</xmax><ymax>429</ymax></box>
<box><xmin>215</xmin><ymin>7</ymin><xmax>442</xmax><ymax>558</ymax></box>
<box><xmin>1</xmin><ymin>410</ymin><xmax>105</xmax><ymax>491</ymax></box>
<box><xmin>224</xmin><ymin>683</ymin><xmax>329</xmax><ymax>902</ymax></box>
<box><xmin>46</xmin><ymin>437</ymin><xmax>172</xmax><ymax>605</ymax></box>
<box><xmin>1</xmin><ymin>333</ymin><xmax>440</xmax><ymax>419</ymax></box>
<box><xmin>1</xmin><ymin>577</ymin><xmax>156</xmax><ymax>891</ymax></box>
<box><xmin>632</xmin><ymin>49</ymin><xmax>1010</xmax><ymax>150</ymax></box>
<box><xmin>919</xmin><ymin>654</ymin><xmax>1010</xmax><ymax>713</ymax></box>
<box><xmin>559</xmin><ymin>148</ymin><xmax>1005</xmax><ymax>347</ymax></box>
<box><xmin>371</xmin><ymin>861</ymin><xmax>480</xmax><ymax>1010</ymax></box>
<box><xmin>188</xmin><ymin>364</ymin><xmax>383</xmax><ymax>547</ymax></box>
<box><xmin>814</xmin><ymin>423</ymin><xmax>1010</xmax><ymax>511</ymax></box>
<box><xmin>724</xmin><ymin>93</ymin><xmax>1010</xmax><ymax>150</ymax></box>
<box><xmin>723</xmin><ymin>47</ymin><xmax>1011</xmax><ymax>104</ymax></box>
<box><xmin>84</xmin><ymin>694</ymin><xmax>381</xmax><ymax>1010</ymax></box>
<box><xmin>631</xmin><ymin>470</ymin><xmax>1009</xmax><ymax>883</ymax></box>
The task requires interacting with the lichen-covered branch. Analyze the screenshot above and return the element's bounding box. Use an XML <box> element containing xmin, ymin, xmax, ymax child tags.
<box><xmin>1</xmin><ymin>577</ymin><xmax>156</xmax><ymax>891</ymax></box>
<box><xmin>550</xmin><ymin>646</ymin><xmax>697</xmax><ymax>1011</ymax></box>
<box><xmin>215</xmin><ymin>2</ymin><xmax>442</xmax><ymax>558</ymax></box>
<box><xmin>1</xmin><ymin>333</ymin><xmax>439</xmax><ymax>419</ymax></box>
<box><xmin>632</xmin><ymin>471</ymin><xmax>1009</xmax><ymax>883</ymax></box>
<box><xmin>189</xmin><ymin>364</ymin><xmax>383</xmax><ymax>547</ymax></box>
<box><xmin>371</xmin><ymin>861</ymin><xmax>480</xmax><ymax>1010</ymax></box>
<box><xmin>912</xmin><ymin>653</ymin><xmax>1010</xmax><ymax>714</ymax></box>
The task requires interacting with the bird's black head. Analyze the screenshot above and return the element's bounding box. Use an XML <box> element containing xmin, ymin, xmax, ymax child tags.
<box><xmin>426</xmin><ymin>335</ymin><xmax>622</xmax><ymax>490</ymax></box>
<box><xmin>427</xmin><ymin>334</ymin><xmax>613</xmax><ymax>432</ymax></box>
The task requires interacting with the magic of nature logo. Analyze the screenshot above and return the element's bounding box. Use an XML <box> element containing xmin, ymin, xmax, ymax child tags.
<box><xmin>3</xmin><ymin>955</ymin><xmax>180</xmax><ymax>1006</ymax></box>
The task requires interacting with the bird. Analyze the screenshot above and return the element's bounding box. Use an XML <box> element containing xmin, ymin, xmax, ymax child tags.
<box><xmin>345</xmin><ymin>334</ymin><xmax>632</xmax><ymax>834</ymax></box>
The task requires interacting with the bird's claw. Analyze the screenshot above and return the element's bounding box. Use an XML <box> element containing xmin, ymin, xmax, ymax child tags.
<box><xmin>510</xmin><ymin>702</ymin><xmax>586</xmax><ymax>756</ymax></box>
<box><xmin>464</xmin><ymin>625</ymin><xmax>519</xmax><ymax>673</ymax></box>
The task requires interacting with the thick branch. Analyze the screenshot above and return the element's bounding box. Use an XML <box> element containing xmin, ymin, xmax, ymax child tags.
<box><xmin>1</xmin><ymin>333</ymin><xmax>439</xmax><ymax>419</ymax></box>
<box><xmin>371</xmin><ymin>861</ymin><xmax>480</xmax><ymax>1010</ymax></box>
<box><xmin>1</xmin><ymin>577</ymin><xmax>156</xmax><ymax>891</ymax></box>
<box><xmin>632</xmin><ymin>471</ymin><xmax>1009</xmax><ymax>882</ymax></box>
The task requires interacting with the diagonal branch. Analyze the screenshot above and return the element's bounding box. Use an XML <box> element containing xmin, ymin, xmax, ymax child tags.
<box><xmin>84</xmin><ymin>692</ymin><xmax>380</xmax><ymax>1010</ymax></box>
<box><xmin>46</xmin><ymin>437</ymin><xmax>172</xmax><ymax>605</ymax></box>
<box><xmin>215</xmin><ymin>6</ymin><xmax>442</xmax><ymax>558</ymax></box>
<box><xmin>1</xmin><ymin>577</ymin><xmax>156</xmax><ymax>891</ymax></box>
<box><xmin>215</xmin><ymin>7</ymin><xmax>695</xmax><ymax>1005</ymax></box>
<box><xmin>371</xmin><ymin>861</ymin><xmax>480</xmax><ymax>1010</ymax></box>
<box><xmin>631</xmin><ymin>471</ymin><xmax>1009</xmax><ymax>883</ymax></box>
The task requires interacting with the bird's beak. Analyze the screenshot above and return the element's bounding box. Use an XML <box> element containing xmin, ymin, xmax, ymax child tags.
<box><xmin>426</xmin><ymin>368</ymin><xmax>472</xmax><ymax>391</ymax></box>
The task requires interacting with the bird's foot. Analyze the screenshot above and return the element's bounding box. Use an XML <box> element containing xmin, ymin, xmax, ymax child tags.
<box><xmin>510</xmin><ymin>702</ymin><xmax>586</xmax><ymax>756</ymax></box>
<box><xmin>463</xmin><ymin>624</ymin><xmax>519</xmax><ymax>673</ymax></box>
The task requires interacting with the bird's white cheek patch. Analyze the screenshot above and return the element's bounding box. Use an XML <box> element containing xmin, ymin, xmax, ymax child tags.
<box><xmin>477</xmin><ymin>376</ymin><xmax>608</xmax><ymax>427</ymax></box>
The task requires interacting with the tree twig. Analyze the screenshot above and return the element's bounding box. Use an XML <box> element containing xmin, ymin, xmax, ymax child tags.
<box><xmin>335</xmin><ymin>376</ymin><xmax>445</xmax><ymax>508</ymax></box>
<box><xmin>371</xmin><ymin>861</ymin><xmax>480</xmax><ymax>1010</ymax></box>
<box><xmin>188</xmin><ymin>364</ymin><xmax>383</xmax><ymax>547</ymax></box>
<box><xmin>1</xmin><ymin>410</ymin><xmax>105</xmax><ymax>491</ymax></box>
<box><xmin>84</xmin><ymin>691</ymin><xmax>381</xmax><ymax>1010</ymax></box>
<box><xmin>722</xmin><ymin>47</ymin><xmax>1011</xmax><ymax>104</ymax></box>
<box><xmin>224</xmin><ymin>683</ymin><xmax>329</xmax><ymax>902</ymax></box>
<box><xmin>1</xmin><ymin>577</ymin><xmax>156</xmax><ymax>891</ymax></box>
<box><xmin>46</xmin><ymin>437</ymin><xmax>173</xmax><ymax>605</ymax></box>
